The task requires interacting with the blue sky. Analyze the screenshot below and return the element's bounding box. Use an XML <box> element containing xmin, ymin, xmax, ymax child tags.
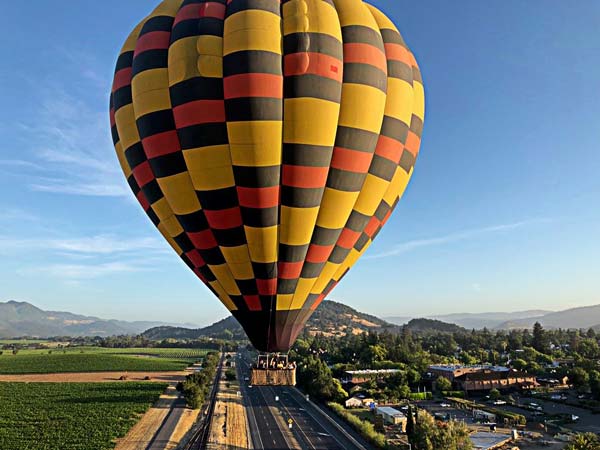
<box><xmin>1</xmin><ymin>1</ymin><xmax>599</xmax><ymax>326</ymax></box>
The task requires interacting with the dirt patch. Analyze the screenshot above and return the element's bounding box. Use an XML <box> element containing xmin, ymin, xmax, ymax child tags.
<box><xmin>114</xmin><ymin>386</ymin><xmax>179</xmax><ymax>450</ymax></box>
<box><xmin>165</xmin><ymin>408</ymin><xmax>200</xmax><ymax>450</ymax></box>
<box><xmin>0</xmin><ymin>371</ymin><xmax>187</xmax><ymax>383</ymax></box>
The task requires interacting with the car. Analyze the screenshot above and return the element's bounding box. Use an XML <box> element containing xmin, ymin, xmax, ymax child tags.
<box><xmin>493</xmin><ymin>400</ymin><xmax>507</xmax><ymax>405</ymax></box>
<box><xmin>244</xmin><ymin>376</ymin><xmax>249</xmax><ymax>381</ymax></box>
<box><xmin>440</xmin><ymin>403</ymin><xmax>451</xmax><ymax>408</ymax></box>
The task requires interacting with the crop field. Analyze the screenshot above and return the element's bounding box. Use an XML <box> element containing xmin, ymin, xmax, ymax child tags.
<box><xmin>1</xmin><ymin>346</ymin><xmax>209</xmax><ymax>359</ymax></box>
<box><xmin>0</xmin><ymin>353</ymin><xmax>191</xmax><ymax>374</ymax></box>
<box><xmin>0</xmin><ymin>382</ymin><xmax>167</xmax><ymax>450</ymax></box>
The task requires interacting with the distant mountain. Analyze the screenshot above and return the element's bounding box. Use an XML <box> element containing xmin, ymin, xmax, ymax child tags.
<box><xmin>496</xmin><ymin>304</ymin><xmax>600</xmax><ymax>330</ymax></box>
<box><xmin>385</xmin><ymin>310</ymin><xmax>551</xmax><ymax>329</ymax></box>
<box><xmin>404</xmin><ymin>318</ymin><xmax>465</xmax><ymax>334</ymax></box>
<box><xmin>143</xmin><ymin>300</ymin><xmax>402</xmax><ymax>340</ymax></box>
<box><xmin>430</xmin><ymin>310</ymin><xmax>551</xmax><ymax>329</ymax></box>
<box><xmin>0</xmin><ymin>301</ymin><xmax>196</xmax><ymax>338</ymax></box>
<box><xmin>384</xmin><ymin>316</ymin><xmax>412</xmax><ymax>326</ymax></box>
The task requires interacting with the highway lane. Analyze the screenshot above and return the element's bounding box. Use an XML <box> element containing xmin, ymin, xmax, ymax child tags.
<box><xmin>238</xmin><ymin>355</ymin><xmax>293</xmax><ymax>449</ymax></box>
<box><xmin>238</xmin><ymin>353</ymin><xmax>372</xmax><ymax>450</ymax></box>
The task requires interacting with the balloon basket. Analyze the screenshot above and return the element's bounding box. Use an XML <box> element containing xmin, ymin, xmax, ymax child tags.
<box><xmin>250</xmin><ymin>353</ymin><xmax>296</xmax><ymax>386</ymax></box>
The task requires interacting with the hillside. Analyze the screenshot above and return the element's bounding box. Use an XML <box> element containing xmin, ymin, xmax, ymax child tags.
<box><xmin>404</xmin><ymin>318</ymin><xmax>465</xmax><ymax>334</ymax></box>
<box><xmin>0</xmin><ymin>301</ymin><xmax>195</xmax><ymax>338</ymax></box>
<box><xmin>496</xmin><ymin>304</ymin><xmax>600</xmax><ymax>330</ymax></box>
<box><xmin>143</xmin><ymin>300</ymin><xmax>403</xmax><ymax>340</ymax></box>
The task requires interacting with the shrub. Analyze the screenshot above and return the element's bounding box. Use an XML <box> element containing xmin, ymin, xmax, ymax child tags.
<box><xmin>327</xmin><ymin>402</ymin><xmax>386</xmax><ymax>448</ymax></box>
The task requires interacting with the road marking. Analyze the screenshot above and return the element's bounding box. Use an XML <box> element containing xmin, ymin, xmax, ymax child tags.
<box><xmin>285</xmin><ymin>387</ymin><xmax>367</xmax><ymax>450</ymax></box>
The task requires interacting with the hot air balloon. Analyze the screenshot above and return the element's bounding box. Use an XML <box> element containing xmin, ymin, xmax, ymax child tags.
<box><xmin>109</xmin><ymin>0</ymin><xmax>424</xmax><ymax>359</ymax></box>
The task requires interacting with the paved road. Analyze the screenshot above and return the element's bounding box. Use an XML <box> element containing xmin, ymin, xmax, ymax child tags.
<box><xmin>239</xmin><ymin>356</ymin><xmax>293</xmax><ymax>449</ymax></box>
<box><xmin>147</xmin><ymin>394</ymin><xmax>187</xmax><ymax>450</ymax></box>
<box><xmin>238</xmin><ymin>354</ymin><xmax>372</xmax><ymax>450</ymax></box>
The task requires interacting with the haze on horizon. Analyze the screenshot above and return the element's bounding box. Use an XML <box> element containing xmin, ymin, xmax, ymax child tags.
<box><xmin>1</xmin><ymin>1</ymin><xmax>599</xmax><ymax>326</ymax></box>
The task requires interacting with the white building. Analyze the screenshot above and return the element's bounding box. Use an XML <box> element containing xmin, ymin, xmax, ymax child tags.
<box><xmin>375</xmin><ymin>406</ymin><xmax>407</xmax><ymax>430</ymax></box>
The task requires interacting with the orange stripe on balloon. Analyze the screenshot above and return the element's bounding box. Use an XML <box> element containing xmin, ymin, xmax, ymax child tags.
<box><xmin>375</xmin><ymin>135</ymin><xmax>404</xmax><ymax>163</ymax></box>
<box><xmin>330</xmin><ymin>147</ymin><xmax>374</xmax><ymax>173</ymax></box>
<box><xmin>384</xmin><ymin>43</ymin><xmax>412</xmax><ymax>66</ymax></box>
<box><xmin>282</xmin><ymin>165</ymin><xmax>329</xmax><ymax>189</ymax></box>
<box><xmin>343</xmin><ymin>43</ymin><xmax>387</xmax><ymax>73</ymax></box>
<box><xmin>223</xmin><ymin>73</ymin><xmax>283</xmax><ymax>99</ymax></box>
<box><xmin>284</xmin><ymin>52</ymin><xmax>343</xmax><ymax>82</ymax></box>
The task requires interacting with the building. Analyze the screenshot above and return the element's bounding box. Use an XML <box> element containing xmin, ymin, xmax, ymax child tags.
<box><xmin>455</xmin><ymin>370</ymin><xmax>537</xmax><ymax>393</ymax></box>
<box><xmin>342</xmin><ymin>369</ymin><xmax>401</xmax><ymax>384</ymax></box>
<box><xmin>375</xmin><ymin>406</ymin><xmax>407</xmax><ymax>431</ymax></box>
<box><xmin>345</xmin><ymin>397</ymin><xmax>363</xmax><ymax>408</ymax></box>
<box><xmin>428</xmin><ymin>365</ymin><xmax>509</xmax><ymax>382</ymax></box>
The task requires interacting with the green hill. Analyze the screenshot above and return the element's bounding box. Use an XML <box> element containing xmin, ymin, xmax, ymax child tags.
<box><xmin>404</xmin><ymin>318</ymin><xmax>465</xmax><ymax>334</ymax></box>
<box><xmin>143</xmin><ymin>300</ymin><xmax>404</xmax><ymax>340</ymax></box>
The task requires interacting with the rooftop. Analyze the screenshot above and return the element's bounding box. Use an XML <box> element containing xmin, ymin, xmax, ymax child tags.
<box><xmin>428</xmin><ymin>364</ymin><xmax>510</xmax><ymax>372</ymax></box>
<box><xmin>469</xmin><ymin>431</ymin><xmax>512</xmax><ymax>449</ymax></box>
<box><xmin>345</xmin><ymin>369</ymin><xmax>401</xmax><ymax>375</ymax></box>
<box><xmin>376</xmin><ymin>406</ymin><xmax>405</xmax><ymax>417</ymax></box>
<box><xmin>455</xmin><ymin>370</ymin><xmax>532</xmax><ymax>381</ymax></box>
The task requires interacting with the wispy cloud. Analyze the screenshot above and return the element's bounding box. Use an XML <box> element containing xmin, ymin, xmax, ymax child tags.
<box><xmin>0</xmin><ymin>234</ymin><xmax>166</xmax><ymax>256</ymax></box>
<box><xmin>21</xmin><ymin>262</ymin><xmax>147</xmax><ymax>281</ymax></box>
<box><xmin>4</xmin><ymin>233</ymin><xmax>170</xmax><ymax>281</ymax></box>
<box><xmin>365</xmin><ymin>219</ymin><xmax>551</xmax><ymax>260</ymax></box>
<box><xmin>0</xmin><ymin>208</ymin><xmax>40</xmax><ymax>223</ymax></box>
<box><xmin>3</xmin><ymin>48</ymin><xmax>128</xmax><ymax>198</ymax></box>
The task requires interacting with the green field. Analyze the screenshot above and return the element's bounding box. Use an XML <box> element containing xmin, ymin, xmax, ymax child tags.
<box><xmin>0</xmin><ymin>339</ymin><xmax>50</xmax><ymax>345</ymax></box>
<box><xmin>0</xmin><ymin>348</ymin><xmax>210</xmax><ymax>374</ymax></box>
<box><xmin>0</xmin><ymin>382</ymin><xmax>167</xmax><ymax>450</ymax></box>
<box><xmin>1</xmin><ymin>346</ymin><xmax>209</xmax><ymax>358</ymax></box>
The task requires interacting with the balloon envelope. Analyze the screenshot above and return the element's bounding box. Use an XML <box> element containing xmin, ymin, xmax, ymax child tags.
<box><xmin>110</xmin><ymin>0</ymin><xmax>424</xmax><ymax>352</ymax></box>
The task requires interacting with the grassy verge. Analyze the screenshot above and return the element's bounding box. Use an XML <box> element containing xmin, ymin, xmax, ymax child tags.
<box><xmin>327</xmin><ymin>402</ymin><xmax>387</xmax><ymax>448</ymax></box>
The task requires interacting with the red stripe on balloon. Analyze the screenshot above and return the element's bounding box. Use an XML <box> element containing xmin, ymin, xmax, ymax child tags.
<box><xmin>134</xmin><ymin>31</ymin><xmax>171</xmax><ymax>56</ymax></box>
<box><xmin>112</xmin><ymin>68</ymin><xmax>132</xmax><ymax>93</ymax></box>
<box><xmin>204</xmin><ymin>207</ymin><xmax>243</xmax><ymax>229</ymax></box>
<box><xmin>237</xmin><ymin>186</ymin><xmax>280</xmax><ymax>209</ymax></box>
<box><xmin>257</xmin><ymin>278</ymin><xmax>277</xmax><ymax>296</ymax></box>
<box><xmin>132</xmin><ymin>161</ymin><xmax>155</xmax><ymax>187</ymax></box>
<box><xmin>278</xmin><ymin>261</ymin><xmax>303</xmax><ymax>279</ymax></box>
<box><xmin>173</xmin><ymin>100</ymin><xmax>226</xmax><ymax>127</ymax></box>
<box><xmin>244</xmin><ymin>295</ymin><xmax>262</xmax><ymax>311</ymax></box>
<box><xmin>188</xmin><ymin>229</ymin><xmax>219</xmax><ymax>250</ymax></box>
<box><xmin>142</xmin><ymin>130</ymin><xmax>181</xmax><ymax>158</ymax></box>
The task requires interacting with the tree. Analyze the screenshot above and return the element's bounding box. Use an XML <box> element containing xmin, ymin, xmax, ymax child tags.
<box><xmin>435</xmin><ymin>376</ymin><xmax>452</xmax><ymax>392</ymax></box>
<box><xmin>182</xmin><ymin>381</ymin><xmax>204</xmax><ymax>409</ymax></box>
<box><xmin>297</xmin><ymin>355</ymin><xmax>347</xmax><ymax>402</ymax></box>
<box><xmin>406</xmin><ymin>406</ymin><xmax>415</xmax><ymax>442</ymax></box>
<box><xmin>511</xmin><ymin>358</ymin><xmax>527</xmax><ymax>371</ymax></box>
<box><xmin>569</xmin><ymin>367</ymin><xmax>590</xmax><ymax>391</ymax></box>
<box><xmin>489</xmin><ymin>388</ymin><xmax>501</xmax><ymax>401</ymax></box>
<box><xmin>565</xmin><ymin>433</ymin><xmax>600</xmax><ymax>450</ymax></box>
<box><xmin>412</xmin><ymin>410</ymin><xmax>472</xmax><ymax>450</ymax></box>
<box><xmin>532</xmin><ymin>322</ymin><xmax>549</xmax><ymax>353</ymax></box>
<box><xmin>589</xmin><ymin>370</ymin><xmax>600</xmax><ymax>400</ymax></box>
